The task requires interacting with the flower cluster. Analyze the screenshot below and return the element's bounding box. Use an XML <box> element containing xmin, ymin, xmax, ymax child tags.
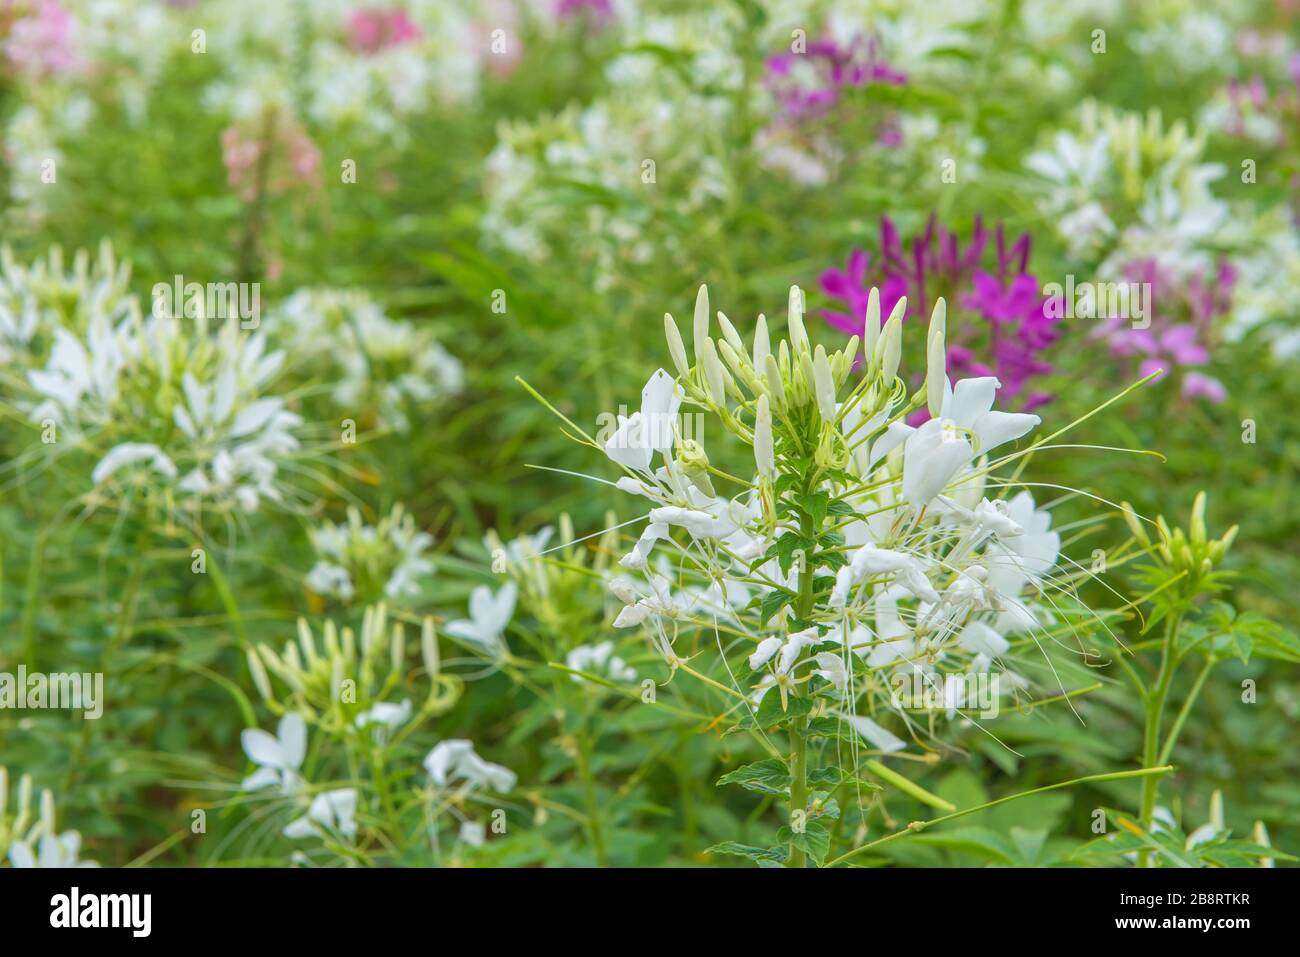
<box><xmin>269</xmin><ymin>287</ymin><xmax>462</xmax><ymax>432</ymax></box>
<box><xmin>0</xmin><ymin>768</ymin><xmax>96</xmax><ymax>869</ymax></box>
<box><xmin>7</xmin><ymin>245</ymin><xmax>304</xmax><ymax>518</ymax></box>
<box><xmin>1092</xmin><ymin>258</ymin><xmax>1233</xmax><ymax>402</ymax></box>
<box><xmin>1026</xmin><ymin>101</ymin><xmax>1229</xmax><ymax>271</ymax></box>
<box><xmin>593</xmin><ymin>283</ymin><xmax>1061</xmax><ymax>734</ymax></box>
<box><xmin>305</xmin><ymin>503</ymin><xmax>435</xmax><ymax>606</ymax></box>
<box><xmin>821</xmin><ymin>217</ymin><xmax>1060</xmax><ymax>411</ymax></box>
<box><xmin>238</xmin><ymin>604</ymin><xmax>514</xmax><ymax>859</ymax></box>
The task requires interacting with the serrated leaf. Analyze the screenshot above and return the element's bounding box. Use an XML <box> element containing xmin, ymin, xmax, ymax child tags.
<box><xmin>754</xmin><ymin>690</ymin><xmax>812</xmax><ymax>727</ymax></box>
<box><xmin>705</xmin><ymin>842</ymin><xmax>789</xmax><ymax>865</ymax></box>
<box><xmin>777</xmin><ymin>820</ymin><xmax>832</xmax><ymax>865</ymax></box>
<box><xmin>758</xmin><ymin>588</ymin><xmax>794</xmax><ymax>627</ymax></box>
<box><xmin>716</xmin><ymin>758</ymin><xmax>790</xmax><ymax>795</ymax></box>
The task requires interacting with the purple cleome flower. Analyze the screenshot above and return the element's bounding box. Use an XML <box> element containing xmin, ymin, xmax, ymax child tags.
<box><xmin>820</xmin><ymin>216</ymin><xmax>1061</xmax><ymax>418</ymax></box>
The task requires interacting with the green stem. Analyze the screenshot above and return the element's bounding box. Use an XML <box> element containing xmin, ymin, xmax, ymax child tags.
<box><xmin>826</xmin><ymin>766</ymin><xmax>1174</xmax><ymax>868</ymax></box>
<box><xmin>576</xmin><ymin>716</ymin><xmax>608</xmax><ymax>867</ymax></box>
<box><xmin>1137</xmin><ymin>612</ymin><xmax>1183</xmax><ymax>867</ymax></box>
<box><xmin>1157</xmin><ymin>657</ymin><xmax>1214</xmax><ymax>767</ymax></box>
<box><xmin>205</xmin><ymin>545</ymin><xmax>249</xmax><ymax>651</ymax></box>
<box><xmin>20</xmin><ymin>526</ymin><xmax>48</xmax><ymax>670</ymax></box>
<box><xmin>786</xmin><ymin>487</ymin><xmax>819</xmax><ymax>868</ymax></box>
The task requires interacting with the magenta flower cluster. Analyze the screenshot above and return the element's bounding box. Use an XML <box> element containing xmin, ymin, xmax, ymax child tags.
<box><xmin>764</xmin><ymin>34</ymin><xmax>906</xmax><ymax>126</ymax></box>
<box><xmin>1092</xmin><ymin>258</ymin><xmax>1233</xmax><ymax>403</ymax></box>
<box><xmin>820</xmin><ymin>216</ymin><xmax>1061</xmax><ymax>412</ymax></box>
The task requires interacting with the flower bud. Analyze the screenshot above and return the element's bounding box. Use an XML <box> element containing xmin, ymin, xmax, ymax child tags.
<box><xmin>701</xmin><ymin>337</ymin><xmax>727</xmax><ymax>406</ymax></box>
<box><xmin>247</xmin><ymin>647</ymin><xmax>275</xmax><ymax>703</ymax></box>
<box><xmin>693</xmin><ymin>284</ymin><xmax>710</xmax><ymax>361</ymax></box>
<box><xmin>787</xmin><ymin>285</ymin><xmax>808</xmax><ymax>356</ymax></box>
<box><xmin>863</xmin><ymin>286</ymin><xmax>881</xmax><ymax>358</ymax></box>
<box><xmin>813</xmin><ymin>345</ymin><xmax>837</xmax><ymax>421</ymax></box>
<box><xmin>877</xmin><ymin>307</ymin><xmax>902</xmax><ymax>382</ymax></box>
<box><xmin>1118</xmin><ymin>503</ymin><xmax>1146</xmax><ymax>546</ymax></box>
<box><xmin>716</xmin><ymin>311</ymin><xmax>745</xmax><ymax>357</ymax></box>
<box><xmin>664</xmin><ymin>313</ymin><xmax>691</xmax><ymax>378</ymax></box>
<box><xmin>798</xmin><ymin>349</ymin><xmax>817</xmax><ymax>404</ymax></box>
<box><xmin>677</xmin><ymin>438</ymin><xmax>716</xmax><ymax>496</ymax></box>
<box><xmin>421</xmin><ymin>617</ymin><xmax>440</xmax><ymax>678</ymax></box>
<box><xmin>1190</xmin><ymin>491</ymin><xmax>1207</xmax><ymax>550</ymax></box>
<box><xmin>754</xmin><ymin>394</ymin><xmax>775</xmax><ymax>480</ymax></box>
<box><xmin>390</xmin><ymin>622</ymin><xmax>405</xmax><ymax>674</ymax></box>
<box><xmin>764</xmin><ymin>353</ymin><xmax>787</xmax><ymax>412</ymax></box>
<box><xmin>841</xmin><ymin>335</ymin><xmax>860</xmax><ymax>378</ymax></box>
<box><xmin>753</xmin><ymin>313</ymin><xmax>770</xmax><ymax>369</ymax></box>
<box><xmin>926</xmin><ymin>325</ymin><xmax>947</xmax><ymax>417</ymax></box>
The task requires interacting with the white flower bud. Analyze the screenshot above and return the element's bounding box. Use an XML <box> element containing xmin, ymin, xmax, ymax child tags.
<box><xmin>877</xmin><ymin>306</ymin><xmax>903</xmax><ymax>383</ymax></box>
<box><xmin>247</xmin><ymin>648</ymin><xmax>275</xmax><ymax>703</ymax></box>
<box><xmin>693</xmin><ymin>284</ymin><xmax>710</xmax><ymax>361</ymax></box>
<box><xmin>421</xmin><ymin>617</ymin><xmax>440</xmax><ymax>678</ymax></box>
<box><xmin>926</xmin><ymin>326</ymin><xmax>947</xmax><ymax>417</ymax></box>
<box><xmin>664</xmin><ymin>313</ymin><xmax>691</xmax><ymax>378</ymax></box>
<box><xmin>701</xmin><ymin>337</ymin><xmax>727</xmax><ymax>406</ymax></box>
<box><xmin>753</xmin><ymin>313</ymin><xmax>770</xmax><ymax>369</ymax></box>
<box><xmin>764</xmin><ymin>353</ymin><xmax>787</xmax><ymax>412</ymax></box>
<box><xmin>787</xmin><ymin>285</ymin><xmax>808</xmax><ymax>356</ymax></box>
<box><xmin>755</xmin><ymin>393</ymin><xmax>774</xmax><ymax>480</ymax></box>
<box><xmin>813</xmin><ymin>345</ymin><xmax>837</xmax><ymax>421</ymax></box>
<box><xmin>841</xmin><ymin>335</ymin><xmax>860</xmax><ymax>378</ymax></box>
<box><xmin>716</xmin><ymin>311</ymin><xmax>745</xmax><ymax>357</ymax></box>
<box><xmin>927</xmin><ymin>297</ymin><xmax>947</xmax><ymax>355</ymax></box>
<box><xmin>863</xmin><ymin>286</ymin><xmax>881</xmax><ymax>358</ymax></box>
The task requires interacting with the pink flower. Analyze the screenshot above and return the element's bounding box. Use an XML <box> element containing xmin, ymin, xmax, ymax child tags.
<box><xmin>4</xmin><ymin>0</ymin><xmax>81</xmax><ymax>78</ymax></box>
<box><xmin>554</xmin><ymin>0</ymin><xmax>614</xmax><ymax>22</ymax></box>
<box><xmin>222</xmin><ymin>114</ymin><xmax>322</xmax><ymax>202</ymax></box>
<box><xmin>345</xmin><ymin>7</ymin><xmax>422</xmax><ymax>56</ymax></box>
<box><xmin>1182</xmin><ymin>372</ymin><xmax>1227</xmax><ymax>402</ymax></box>
<box><xmin>1092</xmin><ymin>258</ymin><xmax>1233</xmax><ymax>404</ymax></box>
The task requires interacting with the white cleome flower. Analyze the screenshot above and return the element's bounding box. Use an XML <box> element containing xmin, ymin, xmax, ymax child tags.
<box><xmin>240</xmin><ymin>712</ymin><xmax>307</xmax><ymax>794</ymax></box>
<box><xmin>443</xmin><ymin>582</ymin><xmax>517</xmax><ymax>657</ymax></box>
<box><xmin>423</xmin><ymin>740</ymin><xmax>516</xmax><ymax>794</ymax></box>
<box><xmin>306</xmin><ymin>504</ymin><xmax>435</xmax><ymax>605</ymax></box>
<box><xmin>283</xmin><ymin>788</ymin><xmax>359</xmax><ymax>841</ymax></box>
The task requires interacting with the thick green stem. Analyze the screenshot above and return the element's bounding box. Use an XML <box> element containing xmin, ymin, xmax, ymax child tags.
<box><xmin>787</xmin><ymin>716</ymin><xmax>809</xmax><ymax>868</ymax></box>
<box><xmin>786</xmin><ymin>486</ymin><xmax>819</xmax><ymax>868</ymax></box>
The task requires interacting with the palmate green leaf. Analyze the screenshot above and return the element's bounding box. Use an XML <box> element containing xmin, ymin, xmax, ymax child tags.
<box><xmin>790</xmin><ymin>490</ymin><xmax>830</xmax><ymax>529</ymax></box>
<box><xmin>716</xmin><ymin>758</ymin><xmax>790</xmax><ymax>795</ymax></box>
<box><xmin>705</xmin><ymin>842</ymin><xmax>789</xmax><ymax>867</ymax></box>
<box><xmin>760</xmin><ymin>532</ymin><xmax>814</xmax><ymax>577</ymax></box>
